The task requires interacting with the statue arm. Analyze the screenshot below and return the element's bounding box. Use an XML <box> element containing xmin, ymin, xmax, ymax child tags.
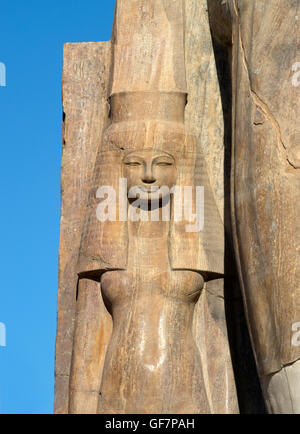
<box><xmin>69</xmin><ymin>278</ymin><xmax>112</xmax><ymax>414</ymax></box>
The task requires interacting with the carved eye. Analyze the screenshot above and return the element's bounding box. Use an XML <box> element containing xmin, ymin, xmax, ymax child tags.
<box><xmin>156</xmin><ymin>162</ymin><xmax>173</xmax><ymax>166</ymax></box>
<box><xmin>154</xmin><ymin>159</ymin><xmax>174</xmax><ymax>167</ymax></box>
<box><xmin>124</xmin><ymin>161</ymin><xmax>142</xmax><ymax>167</ymax></box>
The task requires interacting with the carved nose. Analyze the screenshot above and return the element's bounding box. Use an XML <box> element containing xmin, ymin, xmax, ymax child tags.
<box><xmin>142</xmin><ymin>175</ymin><xmax>156</xmax><ymax>184</ymax></box>
<box><xmin>142</xmin><ymin>166</ymin><xmax>156</xmax><ymax>184</ymax></box>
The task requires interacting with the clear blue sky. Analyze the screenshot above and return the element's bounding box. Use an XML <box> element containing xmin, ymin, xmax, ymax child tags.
<box><xmin>0</xmin><ymin>0</ymin><xmax>115</xmax><ymax>414</ymax></box>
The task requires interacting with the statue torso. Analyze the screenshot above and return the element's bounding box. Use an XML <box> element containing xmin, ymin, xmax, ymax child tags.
<box><xmin>98</xmin><ymin>219</ymin><xmax>210</xmax><ymax>414</ymax></box>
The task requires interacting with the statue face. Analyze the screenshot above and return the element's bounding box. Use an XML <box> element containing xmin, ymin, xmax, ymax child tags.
<box><xmin>122</xmin><ymin>149</ymin><xmax>177</xmax><ymax>202</ymax></box>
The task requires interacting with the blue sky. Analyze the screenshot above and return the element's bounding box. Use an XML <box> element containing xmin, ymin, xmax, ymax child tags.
<box><xmin>0</xmin><ymin>0</ymin><xmax>115</xmax><ymax>414</ymax></box>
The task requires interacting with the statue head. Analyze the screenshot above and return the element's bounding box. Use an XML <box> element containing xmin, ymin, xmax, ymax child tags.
<box><xmin>122</xmin><ymin>149</ymin><xmax>177</xmax><ymax>203</ymax></box>
<box><xmin>77</xmin><ymin>91</ymin><xmax>225</xmax><ymax>278</ymax></box>
<box><xmin>102</xmin><ymin>91</ymin><xmax>188</xmax><ymax>208</ymax></box>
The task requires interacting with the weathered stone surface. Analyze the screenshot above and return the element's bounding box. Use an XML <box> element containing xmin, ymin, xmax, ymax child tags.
<box><xmin>229</xmin><ymin>0</ymin><xmax>300</xmax><ymax>412</ymax></box>
<box><xmin>203</xmin><ymin>0</ymin><xmax>300</xmax><ymax>413</ymax></box>
<box><xmin>54</xmin><ymin>42</ymin><xmax>111</xmax><ymax>413</ymax></box>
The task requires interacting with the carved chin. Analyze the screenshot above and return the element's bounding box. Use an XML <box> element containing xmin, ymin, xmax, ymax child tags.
<box><xmin>129</xmin><ymin>186</ymin><xmax>155</xmax><ymax>199</ymax></box>
<box><xmin>128</xmin><ymin>186</ymin><xmax>170</xmax><ymax>203</ymax></box>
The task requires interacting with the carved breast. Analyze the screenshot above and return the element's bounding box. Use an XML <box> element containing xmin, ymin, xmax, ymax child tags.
<box><xmin>101</xmin><ymin>268</ymin><xmax>204</xmax><ymax>309</ymax></box>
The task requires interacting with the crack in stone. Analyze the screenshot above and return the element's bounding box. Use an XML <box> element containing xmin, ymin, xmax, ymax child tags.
<box><xmin>267</xmin><ymin>356</ymin><xmax>300</xmax><ymax>377</ymax></box>
<box><xmin>233</xmin><ymin>0</ymin><xmax>297</xmax><ymax>170</ymax></box>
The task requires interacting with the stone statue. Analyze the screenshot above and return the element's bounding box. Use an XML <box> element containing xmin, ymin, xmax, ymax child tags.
<box><xmin>208</xmin><ymin>0</ymin><xmax>300</xmax><ymax>413</ymax></box>
<box><xmin>230</xmin><ymin>0</ymin><xmax>300</xmax><ymax>413</ymax></box>
<box><xmin>54</xmin><ymin>0</ymin><xmax>300</xmax><ymax>414</ymax></box>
